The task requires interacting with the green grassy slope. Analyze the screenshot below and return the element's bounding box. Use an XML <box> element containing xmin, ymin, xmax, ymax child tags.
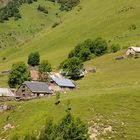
<box><xmin>1</xmin><ymin>0</ymin><xmax>140</xmax><ymax>72</ymax></box>
<box><xmin>0</xmin><ymin>0</ymin><xmax>61</xmax><ymax>50</ymax></box>
<box><xmin>0</xmin><ymin>51</ymin><xmax>140</xmax><ymax>139</ymax></box>
<box><xmin>0</xmin><ymin>0</ymin><xmax>140</xmax><ymax>139</ymax></box>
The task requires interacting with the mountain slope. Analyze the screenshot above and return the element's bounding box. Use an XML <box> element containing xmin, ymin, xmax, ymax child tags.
<box><xmin>1</xmin><ymin>0</ymin><xmax>140</xmax><ymax>72</ymax></box>
<box><xmin>0</xmin><ymin>1</ymin><xmax>140</xmax><ymax>139</ymax></box>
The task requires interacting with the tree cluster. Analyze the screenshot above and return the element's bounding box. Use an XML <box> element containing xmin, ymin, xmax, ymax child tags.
<box><xmin>60</xmin><ymin>37</ymin><xmax>108</xmax><ymax>79</ymax></box>
<box><xmin>0</xmin><ymin>0</ymin><xmax>37</xmax><ymax>22</ymax></box>
<box><xmin>28</xmin><ymin>52</ymin><xmax>40</xmax><ymax>66</ymax></box>
<box><xmin>12</xmin><ymin>112</ymin><xmax>88</xmax><ymax>140</ymax></box>
<box><xmin>57</xmin><ymin>0</ymin><xmax>80</xmax><ymax>11</ymax></box>
<box><xmin>60</xmin><ymin>37</ymin><xmax>121</xmax><ymax>79</ymax></box>
<box><xmin>47</xmin><ymin>0</ymin><xmax>80</xmax><ymax>11</ymax></box>
<box><xmin>68</xmin><ymin>37</ymin><xmax>108</xmax><ymax>62</ymax></box>
<box><xmin>60</xmin><ymin>57</ymin><xmax>83</xmax><ymax>79</ymax></box>
<box><xmin>8</xmin><ymin>62</ymin><xmax>31</xmax><ymax>88</ymax></box>
<box><xmin>8</xmin><ymin>52</ymin><xmax>52</xmax><ymax>87</ymax></box>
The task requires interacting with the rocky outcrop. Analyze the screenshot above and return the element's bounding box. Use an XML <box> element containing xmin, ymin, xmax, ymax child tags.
<box><xmin>0</xmin><ymin>104</ymin><xmax>14</xmax><ymax>113</ymax></box>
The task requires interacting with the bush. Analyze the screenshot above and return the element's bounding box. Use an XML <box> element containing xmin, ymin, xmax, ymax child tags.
<box><xmin>79</xmin><ymin>47</ymin><xmax>91</xmax><ymax>61</ymax></box>
<box><xmin>52</xmin><ymin>22</ymin><xmax>60</xmax><ymax>28</ymax></box>
<box><xmin>38</xmin><ymin>60</ymin><xmax>52</xmax><ymax>81</ymax></box>
<box><xmin>37</xmin><ymin>5</ymin><xmax>48</xmax><ymax>14</ymax></box>
<box><xmin>110</xmin><ymin>44</ymin><xmax>121</xmax><ymax>53</ymax></box>
<box><xmin>0</xmin><ymin>0</ymin><xmax>37</xmax><ymax>22</ymax></box>
<box><xmin>129</xmin><ymin>24</ymin><xmax>137</xmax><ymax>31</ymax></box>
<box><xmin>57</xmin><ymin>0</ymin><xmax>80</xmax><ymax>11</ymax></box>
<box><xmin>28</xmin><ymin>52</ymin><xmax>40</xmax><ymax>66</ymax></box>
<box><xmin>93</xmin><ymin>37</ymin><xmax>108</xmax><ymax>56</ymax></box>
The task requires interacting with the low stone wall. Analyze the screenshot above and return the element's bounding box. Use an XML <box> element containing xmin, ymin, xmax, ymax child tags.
<box><xmin>0</xmin><ymin>97</ymin><xmax>15</xmax><ymax>102</ymax></box>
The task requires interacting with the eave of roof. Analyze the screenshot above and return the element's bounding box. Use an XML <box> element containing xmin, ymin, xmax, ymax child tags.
<box><xmin>52</xmin><ymin>77</ymin><xmax>76</xmax><ymax>88</ymax></box>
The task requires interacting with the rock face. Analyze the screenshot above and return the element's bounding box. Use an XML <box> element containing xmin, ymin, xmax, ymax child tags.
<box><xmin>0</xmin><ymin>104</ymin><xmax>13</xmax><ymax>113</ymax></box>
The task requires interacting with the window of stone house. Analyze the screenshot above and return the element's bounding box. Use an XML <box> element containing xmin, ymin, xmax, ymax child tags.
<box><xmin>22</xmin><ymin>89</ymin><xmax>25</xmax><ymax>93</ymax></box>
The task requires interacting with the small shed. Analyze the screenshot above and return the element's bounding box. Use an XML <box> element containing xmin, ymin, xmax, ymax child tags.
<box><xmin>126</xmin><ymin>46</ymin><xmax>140</xmax><ymax>57</ymax></box>
<box><xmin>0</xmin><ymin>88</ymin><xmax>15</xmax><ymax>97</ymax></box>
<box><xmin>16</xmin><ymin>81</ymin><xmax>53</xmax><ymax>98</ymax></box>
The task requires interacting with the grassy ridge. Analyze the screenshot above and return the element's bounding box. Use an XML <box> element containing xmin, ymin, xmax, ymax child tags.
<box><xmin>0</xmin><ymin>51</ymin><xmax>140</xmax><ymax>139</ymax></box>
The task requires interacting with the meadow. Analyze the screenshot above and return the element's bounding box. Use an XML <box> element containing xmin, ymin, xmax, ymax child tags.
<box><xmin>1</xmin><ymin>0</ymin><xmax>140</xmax><ymax>72</ymax></box>
<box><xmin>0</xmin><ymin>51</ymin><xmax>140</xmax><ymax>139</ymax></box>
<box><xmin>0</xmin><ymin>0</ymin><xmax>140</xmax><ymax>139</ymax></box>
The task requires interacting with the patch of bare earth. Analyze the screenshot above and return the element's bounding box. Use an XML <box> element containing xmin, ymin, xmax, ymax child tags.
<box><xmin>88</xmin><ymin>114</ymin><xmax>117</xmax><ymax>140</ymax></box>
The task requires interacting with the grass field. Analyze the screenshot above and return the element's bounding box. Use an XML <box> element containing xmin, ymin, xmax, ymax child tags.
<box><xmin>0</xmin><ymin>0</ymin><xmax>140</xmax><ymax>139</ymax></box>
<box><xmin>0</xmin><ymin>0</ymin><xmax>61</xmax><ymax>50</ymax></box>
<box><xmin>0</xmin><ymin>51</ymin><xmax>140</xmax><ymax>139</ymax></box>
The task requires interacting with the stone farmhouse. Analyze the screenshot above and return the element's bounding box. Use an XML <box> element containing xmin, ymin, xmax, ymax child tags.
<box><xmin>16</xmin><ymin>81</ymin><xmax>53</xmax><ymax>98</ymax></box>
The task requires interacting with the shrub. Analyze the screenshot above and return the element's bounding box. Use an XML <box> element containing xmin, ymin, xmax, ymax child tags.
<box><xmin>55</xmin><ymin>92</ymin><xmax>61</xmax><ymax>105</ymax></box>
<box><xmin>38</xmin><ymin>60</ymin><xmax>52</xmax><ymax>81</ymax></box>
<box><xmin>37</xmin><ymin>5</ymin><xmax>48</xmax><ymax>14</ymax></box>
<box><xmin>52</xmin><ymin>22</ymin><xmax>60</xmax><ymax>28</ymax></box>
<box><xmin>79</xmin><ymin>47</ymin><xmax>91</xmax><ymax>61</ymax></box>
<box><xmin>129</xmin><ymin>24</ymin><xmax>137</xmax><ymax>31</ymax></box>
<box><xmin>110</xmin><ymin>44</ymin><xmax>121</xmax><ymax>53</ymax></box>
<box><xmin>93</xmin><ymin>37</ymin><xmax>108</xmax><ymax>56</ymax></box>
<box><xmin>56</xmin><ymin>0</ymin><xmax>80</xmax><ymax>11</ymax></box>
<box><xmin>28</xmin><ymin>52</ymin><xmax>40</xmax><ymax>66</ymax></box>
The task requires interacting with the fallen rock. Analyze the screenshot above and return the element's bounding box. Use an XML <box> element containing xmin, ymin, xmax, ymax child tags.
<box><xmin>0</xmin><ymin>104</ymin><xmax>14</xmax><ymax>113</ymax></box>
<box><xmin>4</xmin><ymin>123</ymin><xmax>15</xmax><ymax>131</ymax></box>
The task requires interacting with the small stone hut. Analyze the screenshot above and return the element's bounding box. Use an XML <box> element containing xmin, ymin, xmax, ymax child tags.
<box><xmin>16</xmin><ymin>81</ymin><xmax>53</xmax><ymax>98</ymax></box>
<box><xmin>126</xmin><ymin>46</ymin><xmax>140</xmax><ymax>57</ymax></box>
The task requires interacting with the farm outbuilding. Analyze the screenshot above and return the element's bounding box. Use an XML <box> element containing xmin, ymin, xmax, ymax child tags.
<box><xmin>50</xmin><ymin>77</ymin><xmax>76</xmax><ymax>92</ymax></box>
<box><xmin>16</xmin><ymin>81</ymin><xmax>53</xmax><ymax>98</ymax></box>
<box><xmin>0</xmin><ymin>88</ymin><xmax>15</xmax><ymax>97</ymax></box>
<box><xmin>126</xmin><ymin>46</ymin><xmax>140</xmax><ymax>57</ymax></box>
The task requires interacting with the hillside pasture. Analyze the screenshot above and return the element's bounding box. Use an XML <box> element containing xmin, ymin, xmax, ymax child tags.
<box><xmin>0</xmin><ymin>51</ymin><xmax>140</xmax><ymax>139</ymax></box>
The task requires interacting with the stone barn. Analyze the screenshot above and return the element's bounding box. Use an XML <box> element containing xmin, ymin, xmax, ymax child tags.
<box><xmin>16</xmin><ymin>81</ymin><xmax>53</xmax><ymax>98</ymax></box>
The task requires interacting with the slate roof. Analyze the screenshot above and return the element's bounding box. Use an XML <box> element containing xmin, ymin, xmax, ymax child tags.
<box><xmin>0</xmin><ymin>88</ymin><xmax>14</xmax><ymax>97</ymax></box>
<box><xmin>23</xmin><ymin>81</ymin><xmax>52</xmax><ymax>94</ymax></box>
<box><xmin>52</xmin><ymin>77</ymin><xmax>76</xmax><ymax>88</ymax></box>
